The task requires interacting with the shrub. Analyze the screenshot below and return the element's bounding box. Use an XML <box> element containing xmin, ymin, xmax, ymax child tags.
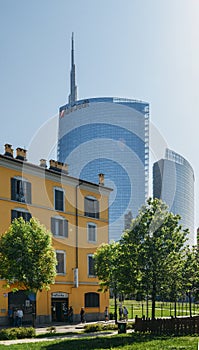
<box><xmin>0</xmin><ymin>327</ymin><xmax>35</xmax><ymax>340</ymax></box>
<box><xmin>46</xmin><ymin>326</ymin><xmax>56</xmax><ymax>334</ymax></box>
<box><xmin>84</xmin><ymin>322</ymin><xmax>134</xmax><ymax>333</ymax></box>
<box><xmin>84</xmin><ymin>324</ymin><xmax>104</xmax><ymax>333</ymax></box>
<box><xmin>84</xmin><ymin>323</ymin><xmax>119</xmax><ymax>333</ymax></box>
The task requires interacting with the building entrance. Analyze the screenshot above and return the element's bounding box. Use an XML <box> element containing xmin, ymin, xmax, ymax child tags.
<box><xmin>8</xmin><ymin>290</ymin><xmax>36</xmax><ymax>325</ymax></box>
<box><xmin>51</xmin><ymin>292</ymin><xmax>68</xmax><ymax>322</ymax></box>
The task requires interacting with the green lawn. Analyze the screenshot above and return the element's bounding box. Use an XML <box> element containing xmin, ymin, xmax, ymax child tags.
<box><xmin>110</xmin><ymin>299</ymin><xmax>199</xmax><ymax>319</ymax></box>
<box><xmin>0</xmin><ymin>334</ymin><xmax>198</xmax><ymax>349</ymax></box>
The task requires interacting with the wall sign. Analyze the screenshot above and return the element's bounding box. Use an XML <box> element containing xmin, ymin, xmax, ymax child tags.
<box><xmin>51</xmin><ymin>292</ymin><xmax>68</xmax><ymax>299</ymax></box>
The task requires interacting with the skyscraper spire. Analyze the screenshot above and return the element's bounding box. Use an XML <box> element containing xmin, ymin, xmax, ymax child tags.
<box><xmin>68</xmin><ymin>32</ymin><xmax>77</xmax><ymax>105</ymax></box>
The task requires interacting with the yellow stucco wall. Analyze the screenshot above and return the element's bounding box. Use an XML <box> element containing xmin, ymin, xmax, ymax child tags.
<box><xmin>0</xmin><ymin>154</ymin><xmax>111</xmax><ymax>324</ymax></box>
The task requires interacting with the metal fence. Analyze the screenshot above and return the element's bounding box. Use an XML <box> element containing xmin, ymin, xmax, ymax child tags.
<box><xmin>134</xmin><ymin>315</ymin><xmax>199</xmax><ymax>335</ymax></box>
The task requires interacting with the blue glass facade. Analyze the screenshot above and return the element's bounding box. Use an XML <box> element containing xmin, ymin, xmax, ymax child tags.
<box><xmin>58</xmin><ymin>97</ymin><xmax>149</xmax><ymax>241</ymax></box>
<box><xmin>153</xmin><ymin>149</ymin><xmax>195</xmax><ymax>245</ymax></box>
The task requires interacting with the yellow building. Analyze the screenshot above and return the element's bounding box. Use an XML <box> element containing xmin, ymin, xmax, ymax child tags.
<box><xmin>0</xmin><ymin>144</ymin><xmax>112</xmax><ymax>325</ymax></box>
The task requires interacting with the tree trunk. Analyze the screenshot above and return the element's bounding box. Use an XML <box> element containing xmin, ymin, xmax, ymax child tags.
<box><xmin>151</xmin><ymin>283</ymin><xmax>156</xmax><ymax>320</ymax></box>
<box><xmin>174</xmin><ymin>300</ymin><xmax>177</xmax><ymax>318</ymax></box>
<box><xmin>32</xmin><ymin>293</ymin><xmax>37</xmax><ymax>328</ymax></box>
<box><xmin>146</xmin><ymin>294</ymin><xmax>149</xmax><ymax>319</ymax></box>
<box><xmin>188</xmin><ymin>292</ymin><xmax>192</xmax><ymax>317</ymax></box>
<box><xmin>114</xmin><ymin>292</ymin><xmax>118</xmax><ymax>324</ymax></box>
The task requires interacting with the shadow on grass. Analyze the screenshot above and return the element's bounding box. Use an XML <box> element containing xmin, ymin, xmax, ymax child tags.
<box><xmin>40</xmin><ymin>333</ymin><xmax>169</xmax><ymax>350</ymax></box>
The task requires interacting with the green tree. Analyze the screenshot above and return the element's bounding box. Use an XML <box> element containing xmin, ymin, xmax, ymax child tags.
<box><xmin>94</xmin><ymin>242</ymin><xmax>121</xmax><ymax>323</ymax></box>
<box><xmin>0</xmin><ymin>217</ymin><xmax>57</xmax><ymax>324</ymax></box>
<box><xmin>120</xmin><ymin>198</ymin><xmax>188</xmax><ymax>319</ymax></box>
<box><xmin>181</xmin><ymin>246</ymin><xmax>199</xmax><ymax>316</ymax></box>
<box><xmin>165</xmin><ymin>251</ymin><xmax>185</xmax><ymax>318</ymax></box>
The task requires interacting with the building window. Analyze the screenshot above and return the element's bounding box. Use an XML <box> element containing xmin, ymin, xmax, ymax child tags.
<box><xmin>84</xmin><ymin>196</ymin><xmax>99</xmax><ymax>219</ymax></box>
<box><xmin>51</xmin><ymin>217</ymin><xmax>68</xmax><ymax>238</ymax></box>
<box><xmin>54</xmin><ymin>188</ymin><xmax>64</xmax><ymax>212</ymax></box>
<box><xmin>56</xmin><ymin>250</ymin><xmax>66</xmax><ymax>274</ymax></box>
<box><xmin>11</xmin><ymin>177</ymin><xmax>31</xmax><ymax>204</ymax></box>
<box><xmin>87</xmin><ymin>223</ymin><xmax>97</xmax><ymax>243</ymax></box>
<box><xmin>88</xmin><ymin>254</ymin><xmax>96</xmax><ymax>277</ymax></box>
<box><xmin>11</xmin><ymin>209</ymin><xmax>32</xmax><ymax>222</ymax></box>
<box><xmin>85</xmin><ymin>292</ymin><xmax>99</xmax><ymax>307</ymax></box>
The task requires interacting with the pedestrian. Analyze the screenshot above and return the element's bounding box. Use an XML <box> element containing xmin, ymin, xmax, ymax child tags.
<box><xmin>64</xmin><ymin>306</ymin><xmax>68</xmax><ymax>322</ymax></box>
<box><xmin>13</xmin><ymin>308</ymin><xmax>18</xmax><ymax>327</ymax></box>
<box><xmin>123</xmin><ymin>306</ymin><xmax>128</xmax><ymax>321</ymax></box>
<box><xmin>104</xmin><ymin>306</ymin><xmax>109</xmax><ymax>321</ymax></box>
<box><xmin>80</xmin><ymin>307</ymin><xmax>85</xmax><ymax>323</ymax></box>
<box><xmin>68</xmin><ymin>306</ymin><xmax>74</xmax><ymax>323</ymax></box>
<box><xmin>16</xmin><ymin>308</ymin><xmax>23</xmax><ymax>327</ymax></box>
<box><xmin>119</xmin><ymin>304</ymin><xmax>123</xmax><ymax>320</ymax></box>
<box><xmin>8</xmin><ymin>308</ymin><xmax>13</xmax><ymax>326</ymax></box>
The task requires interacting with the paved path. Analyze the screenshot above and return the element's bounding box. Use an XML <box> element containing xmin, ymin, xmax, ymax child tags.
<box><xmin>0</xmin><ymin>321</ymin><xmax>123</xmax><ymax>346</ymax></box>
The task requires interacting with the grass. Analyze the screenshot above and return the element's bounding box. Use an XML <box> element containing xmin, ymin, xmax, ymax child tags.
<box><xmin>0</xmin><ymin>334</ymin><xmax>198</xmax><ymax>349</ymax></box>
<box><xmin>109</xmin><ymin>299</ymin><xmax>199</xmax><ymax>319</ymax></box>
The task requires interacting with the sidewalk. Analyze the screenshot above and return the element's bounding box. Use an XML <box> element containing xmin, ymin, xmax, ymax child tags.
<box><xmin>0</xmin><ymin>320</ymin><xmax>120</xmax><ymax>346</ymax></box>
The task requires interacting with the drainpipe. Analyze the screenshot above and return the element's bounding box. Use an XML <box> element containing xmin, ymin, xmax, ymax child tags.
<box><xmin>74</xmin><ymin>180</ymin><xmax>83</xmax><ymax>287</ymax></box>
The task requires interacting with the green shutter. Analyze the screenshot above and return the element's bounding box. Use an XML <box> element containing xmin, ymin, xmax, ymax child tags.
<box><xmin>11</xmin><ymin>178</ymin><xmax>17</xmax><ymax>200</ymax></box>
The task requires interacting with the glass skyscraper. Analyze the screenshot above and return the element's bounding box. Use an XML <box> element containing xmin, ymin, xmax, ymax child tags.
<box><xmin>153</xmin><ymin>148</ymin><xmax>195</xmax><ymax>245</ymax></box>
<box><xmin>57</xmin><ymin>34</ymin><xmax>149</xmax><ymax>241</ymax></box>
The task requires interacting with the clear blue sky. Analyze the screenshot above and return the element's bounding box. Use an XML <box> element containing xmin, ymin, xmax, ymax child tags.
<box><xmin>1</xmin><ymin>0</ymin><xmax>199</xmax><ymax>232</ymax></box>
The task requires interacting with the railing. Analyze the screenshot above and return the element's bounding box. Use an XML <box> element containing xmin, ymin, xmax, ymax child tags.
<box><xmin>134</xmin><ymin>316</ymin><xmax>199</xmax><ymax>335</ymax></box>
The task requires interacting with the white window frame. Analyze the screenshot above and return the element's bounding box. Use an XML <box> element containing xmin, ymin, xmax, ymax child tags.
<box><xmin>84</xmin><ymin>196</ymin><xmax>99</xmax><ymax>219</ymax></box>
<box><xmin>11</xmin><ymin>176</ymin><xmax>31</xmax><ymax>203</ymax></box>
<box><xmin>54</xmin><ymin>187</ymin><xmax>65</xmax><ymax>212</ymax></box>
<box><xmin>51</xmin><ymin>216</ymin><xmax>68</xmax><ymax>238</ymax></box>
<box><xmin>87</xmin><ymin>222</ymin><xmax>97</xmax><ymax>243</ymax></box>
<box><xmin>56</xmin><ymin>250</ymin><xmax>66</xmax><ymax>275</ymax></box>
<box><xmin>11</xmin><ymin>207</ymin><xmax>32</xmax><ymax>222</ymax></box>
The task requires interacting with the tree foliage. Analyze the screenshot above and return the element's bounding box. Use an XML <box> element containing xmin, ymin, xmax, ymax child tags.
<box><xmin>94</xmin><ymin>242</ymin><xmax>120</xmax><ymax>293</ymax></box>
<box><xmin>95</xmin><ymin>198</ymin><xmax>193</xmax><ymax>319</ymax></box>
<box><xmin>0</xmin><ymin>217</ymin><xmax>57</xmax><ymax>292</ymax></box>
<box><xmin>94</xmin><ymin>241</ymin><xmax>125</xmax><ymax>323</ymax></box>
<box><xmin>181</xmin><ymin>246</ymin><xmax>199</xmax><ymax>316</ymax></box>
<box><xmin>120</xmin><ymin>198</ymin><xmax>188</xmax><ymax>318</ymax></box>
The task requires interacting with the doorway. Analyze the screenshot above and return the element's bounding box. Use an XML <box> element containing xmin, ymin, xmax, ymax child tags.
<box><xmin>51</xmin><ymin>292</ymin><xmax>68</xmax><ymax>322</ymax></box>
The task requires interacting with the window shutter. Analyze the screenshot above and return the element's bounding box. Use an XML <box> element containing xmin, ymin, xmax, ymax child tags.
<box><xmin>88</xmin><ymin>255</ymin><xmax>95</xmax><ymax>276</ymax></box>
<box><xmin>11</xmin><ymin>178</ymin><xmax>17</xmax><ymax>200</ymax></box>
<box><xmin>88</xmin><ymin>224</ymin><xmax>96</xmax><ymax>242</ymax></box>
<box><xmin>26</xmin><ymin>182</ymin><xmax>32</xmax><ymax>204</ymax></box>
<box><xmin>94</xmin><ymin>200</ymin><xmax>99</xmax><ymax>219</ymax></box>
<box><xmin>56</xmin><ymin>252</ymin><xmax>65</xmax><ymax>274</ymax></box>
<box><xmin>85</xmin><ymin>197</ymin><xmax>99</xmax><ymax>218</ymax></box>
<box><xmin>64</xmin><ymin>220</ymin><xmax>68</xmax><ymax>237</ymax></box>
<box><xmin>11</xmin><ymin>209</ymin><xmax>18</xmax><ymax>222</ymax></box>
<box><xmin>85</xmin><ymin>292</ymin><xmax>99</xmax><ymax>307</ymax></box>
<box><xmin>55</xmin><ymin>190</ymin><xmax>64</xmax><ymax>211</ymax></box>
<box><xmin>51</xmin><ymin>217</ymin><xmax>56</xmax><ymax>235</ymax></box>
<box><xmin>24</xmin><ymin>212</ymin><xmax>32</xmax><ymax>222</ymax></box>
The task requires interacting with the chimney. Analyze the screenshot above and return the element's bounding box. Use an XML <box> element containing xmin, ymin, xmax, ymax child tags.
<box><xmin>49</xmin><ymin>160</ymin><xmax>68</xmax><ymax>174</ymax></box>
<box><xmin>40</xmin><ymin>159</ymin><xmax>47</xmax><ymax>168</ymax></box>
<box><xmin>98</xmin><ymin>173</ymin><xmax>104</xmax><ymax>186</ymax></box>
<box><xmin>56</xmin><ymin>161</ymin><xmax>68</xmax><ymax>174</ymax></box>
<box><xmin>4</xmin><ymin>144</ymin><xmax>13</xmax><ymax>157</ymax></box>
<box><xmin>16</xmin><ymin>147</ymin><xmax>27</xmax><ymax>161</ymax></box>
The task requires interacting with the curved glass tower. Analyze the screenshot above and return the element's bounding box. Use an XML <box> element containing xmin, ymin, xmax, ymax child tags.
<box><xmin>57</xmin><ymin>34</ymin><xmax>149</xmax><ymax>241</ymax></box>
<box><xmin>153</xmin><ymin>148</ymin><xmax>195</xmax><ymax>245</ymax></box>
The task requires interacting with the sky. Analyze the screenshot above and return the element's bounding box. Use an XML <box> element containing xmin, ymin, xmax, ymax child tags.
<box><xmin>1</xmin><ymin>0</ymin><xmax>199</xmax><ymax>233</ymax></box>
